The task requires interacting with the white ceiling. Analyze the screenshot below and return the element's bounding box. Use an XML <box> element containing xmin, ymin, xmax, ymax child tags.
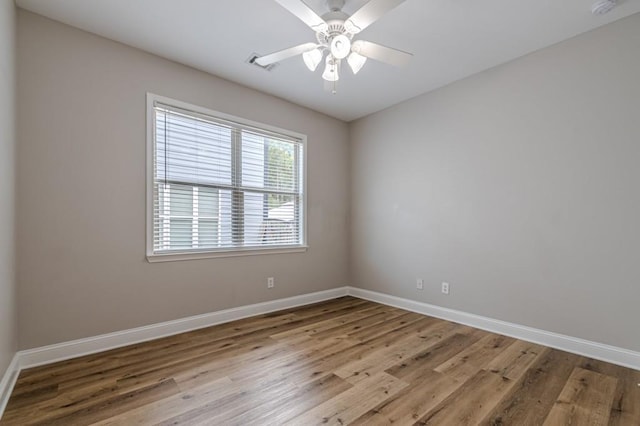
<box><xmin>15</xmin><ymin>0</ymin><xmax>640</xmax><ymax>121</ymax></box>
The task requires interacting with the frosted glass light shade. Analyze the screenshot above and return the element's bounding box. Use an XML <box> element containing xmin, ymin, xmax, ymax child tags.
<box><xmin>322</xmin><ymin>56</ymin><xmax>339</xmax><ymax>82</ymax></box>
<box><xmin>347</xmin><ymin>51</ymin><xmax>367</xmax><ymax>74</ymax></box>
<box><xmin>302</xmin><ymin>48</ymin><xmax>323</xmax><ymax>71</ymax></box>
<box><xmin>330</xmin><ymin>35</ymin><xmax>351</xmax><ymax>59</ymax></box>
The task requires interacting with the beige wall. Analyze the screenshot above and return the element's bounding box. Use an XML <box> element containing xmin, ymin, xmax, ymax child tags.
<box><xmin>0</xmin><ymin>0</ymin><xmax>17</xmax><ymax>375</ymax></box>
<box><xmin>350</xmin><ymin>13</ymin><xmax>640</xmax><ymax>352</ymax></box>
<box><xmin>16</xmin><ymin>11</ymin><xmax>350</xmax><ymax>349</ymax></box>
<box><xmin>14</xmin><ymin>7</ymin><xmax>640</xmax><ymax>354</ymax></box>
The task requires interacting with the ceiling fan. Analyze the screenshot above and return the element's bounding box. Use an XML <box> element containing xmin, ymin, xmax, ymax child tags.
<box><xmin>255</xmin><ymin>0</ymin><xmax>412</xmax><ymax>93</ymax></box>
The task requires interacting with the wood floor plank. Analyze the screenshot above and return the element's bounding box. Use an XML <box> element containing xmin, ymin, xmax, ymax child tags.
<box><xmin>345</xmin><ymin>311</ymin><xmax>427</xmax><ymax>343</ymax></box>
<box><xmin>484</xmin><ymin>339</ymin><xmax>545</xmax><ymax>381</ymax></box>
<box><xmin>14</xmin><ymin>311</ymin><xmax>298</xmax><ymax>387</ymax></box>
<box><xmin>335</xmin><ymin>319</ymin><xmax>459</xmax><ymax>385</ymax></box>
<box><xmin>385</xmin><ymin>331</ymin><xmax>483</xmax><ymax>381</ymax></box>
<box><xmin>269</xmin><ymin>304</ymin><xmax>387</xmax><ymax>340</ymax></box>
<box><xmin>5</xmin><ymin>379</ymin><xmax>180</xmax><ymax>425</ymax></box>
<box><xmin>224</xmin><ymin>336</ymin><xmax>358</xmax><ymax>386</ymax></box>
<box><xmin>283</xmin><ymin>372</ymin><xmax>408</xmax><ymax>425</ymax></box>
<box><xmin>2</xmin><ymin>375</ymin><xmax>124</xmax><ymax>423</ymax></box>
<box><xmin>268</xmin><ymin>296</ymin><xmax>369</xmax><ymax>319</ymax></box>
<box><xmin>0</xmin><ymin>383</ymin><xmax>59</xmax><ymax>412</ymax></box>
<box><xmin>479</xmin><ymin>348</ymin><xmax>583</xmax><ymax>426</ymax></box>
<box><xmin>2</xmin><ymin>296</ymin><xmax>639</xmax><ymax>426</ymax></box>
<box><xmin>153</xmin><ymin>376</ymin><xmax>295</xmax><ymax>425</ymax></box>
<box><xmin>309</xmin><ymin>308</ymin><xmax>413</xmax><ymax>342</ymax></box>
<box><xmin>434</xmin><ymin>333</ymin><xmax>515</xmax><ymax>382</ymax></box>
<box><xmin>415</xmin><ymin>369</ymin><xmax>522</xmax><ymax>425</ymax></box>
<box><xmin>13</xmin><ymin>324</ymin><xmax>269</xmax><ymax>396</ymax></box>
<box><xmin>93</xmin><ymin>377</ymin><xmax>235</xmax><ymax>425</ymax></box>
<box><xmin>114</xmin><ymin>337</ymin><xmax>290</xmax><ymax>390</ymax></box>
<box><xmin>543</xmin><ymin>367</ymin><xmax>618</xmax><ymax>425</ymax></box>
<box><xmin>270</xmin><ymin>316</ymin><xmax>442</xmax><ymax>387</ymax></box>
<box><xmin>224</xmin><ymin>374</ymin><xmax>353</xmax><ymax>425</ymax></box>
<box><xmin>14</xmin><ymin>298</ymin><xmax>368</xmax><ymax>395</ymax></box>
<box><xmin>575</xmin><ymin>357</ymin><xmax>640</xmax><ymax>425</ymax></box>
<box><xmin>604</xmin><ymin>365</ymin><xmax>640</xmax><ymax>426</ymax></box>
<box><xmin>351</xmin><ymin>369</ymin><xmax>462</xmax><ymax>425</ymax></box>
<box><xmin>114</xmin><ymin>302</ymin><xmax>376</xmax><ymax>391</ymax></box>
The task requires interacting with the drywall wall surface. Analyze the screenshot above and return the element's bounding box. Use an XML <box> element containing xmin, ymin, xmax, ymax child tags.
<box><xmin>0</xmin><ymin>0</ymin><xmax>17</xmax><ymax>375</ymax></box>
<box><xmin>350</xmin><ymin>13</ymin><xmax>640</xmax><ymax>351</ymax></box>
<box><xmin>17</xmin><ymin>11</ymin><xmax>349</xmax><ymax>349</ymax></box>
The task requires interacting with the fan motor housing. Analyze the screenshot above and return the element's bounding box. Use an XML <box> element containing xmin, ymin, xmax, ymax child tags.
<box><xmin>318</xmin><ymin>10</ymin><xmax>351</xmax><ymax>45</ymax></box>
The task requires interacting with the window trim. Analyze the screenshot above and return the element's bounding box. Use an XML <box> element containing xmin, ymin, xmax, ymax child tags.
<box><xmin>146</xmin><ymin>93</ymin><xmax>308</xmax><ymax>262</ymax></box>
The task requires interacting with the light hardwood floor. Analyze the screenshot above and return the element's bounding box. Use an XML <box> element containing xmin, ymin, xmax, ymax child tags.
<box><xmin>2</xmin><ymin>296</ymin><xmax>639</xmax><ymax>425</ymax></box>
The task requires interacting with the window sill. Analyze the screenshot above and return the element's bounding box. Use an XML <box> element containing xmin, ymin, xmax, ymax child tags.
<box><xmin>147</xmin><ymin>245</ymin><xmax>308</xmax><ymax>263</ymax></box>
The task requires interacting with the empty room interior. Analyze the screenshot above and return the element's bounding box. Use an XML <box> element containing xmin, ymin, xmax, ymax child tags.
<box><xmin>1</xmin><ymin>0</ymin><xmax>640</xmax><ymax>424</ymax></box>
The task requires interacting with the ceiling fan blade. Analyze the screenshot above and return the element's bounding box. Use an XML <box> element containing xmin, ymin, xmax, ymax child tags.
<box><xmin>255</xmin><ymin>43</ymin><xmax>318</xmax><ymax>66</ymax></box>
<box><xmin>274</xmin><ymin>0</ymin><xmax>328</xmax><ymax>33</ymax></box>
<box><xmin>344</xmin><ymin>0</ymin><xmax>406</xmax><ymax>34</ymax></box>
<box><xmin>351</xmin><ymin>40</ymin><xmax>412</xmax><ymax>67</ymax></box>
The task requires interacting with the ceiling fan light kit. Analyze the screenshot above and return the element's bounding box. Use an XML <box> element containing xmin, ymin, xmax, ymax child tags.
<box><xmin>330</xmin><ymin>34</ymin><xmax>352</xmax><ymax>59</ymax></box>
<box><xmin>256</xmin><ymin>0</ymin><xmax>413</xmax><ymax>93</ymax></box>
<box><xmin>347</xmin><ymin>51</ymin><xmax>367</xmax><ymax>74</ymax></box>
<box><xmin>302</xmin><ymin>47</ymin><xmax>323</xmax><ymax>71</ymax></box>
<box><xmin>322</xmin><ymin>56</ymin><xmax>340</xmax><ymax>82</ymax></box>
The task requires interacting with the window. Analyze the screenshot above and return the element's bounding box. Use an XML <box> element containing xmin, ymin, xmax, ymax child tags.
<box><xmin>146</xmin><ymin>94</ymin><xmax>306</xmax><ymax>261</ymax></box>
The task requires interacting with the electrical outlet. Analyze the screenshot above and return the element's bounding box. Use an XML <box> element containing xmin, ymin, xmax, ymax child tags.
<box><xmin>267</xmin><ymin>277</ymin><xmax>275</xmax><ymax>289</ymax></box>
<box><xmin>416</xmin><ymin>279</ymin><xmax>424</xmax><ymax>290</ymax></box>
<box><xmin>441</xmin><ymin>282</ymin><xmax>450</xmax><ymax>295</ymax></box>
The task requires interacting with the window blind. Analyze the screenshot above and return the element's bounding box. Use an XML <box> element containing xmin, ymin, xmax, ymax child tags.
<box><xmin>151</xmin><ymin>101</ymin><xmax>305</xmax><ymax>254</ymax></box>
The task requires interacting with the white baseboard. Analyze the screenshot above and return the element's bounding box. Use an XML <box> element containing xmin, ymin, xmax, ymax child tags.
<box><xmin>19</xmin><ymin>287</ymin><xmax>349</xmax><ymax>369</ymax></box>
<box><xmin>0</xmin><ymin>354</ymin><xmax>20</xmax><ymax>419</ymax></box>
<box><xmin>347</xmin><ymin>286</ymin><xmax>640</xmax><ymax>371</ymax></box>
<box><xmin>3</xmin><ymin>284</ymin><xmax>638</xmax><ymax>421</ymax></box>
<box><xmin>14</xmin><ymin>286</ymin><xmax>640</xmax><ymax>371</ymax></box>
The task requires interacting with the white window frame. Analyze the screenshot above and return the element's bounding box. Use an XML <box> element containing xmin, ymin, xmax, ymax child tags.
<box><xmin>146</xmin><ymin>93</ymin><xmax>308</xmax><ymax>262</ymax></box>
